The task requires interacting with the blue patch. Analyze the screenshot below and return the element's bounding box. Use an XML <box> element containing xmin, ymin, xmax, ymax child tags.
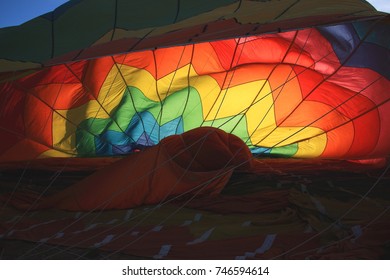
<box><xmin>250</xmin><ymin>147</ymin><xmax>271</xmax><ymax>155</ymax></box>
<box><xmin>318</xmin><ymin>22</ymin><xmax>390</xmax><ymax>80</ymax></box>
<box><xmin>94</xmin><ymin>112</ymin><xmax>185</xmax><ymax>156</ymax></box>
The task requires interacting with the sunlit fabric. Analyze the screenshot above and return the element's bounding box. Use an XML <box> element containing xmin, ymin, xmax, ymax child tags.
<box><xmin>0</xmin><ymin>0</ymin><xmax>389</xmax><ymax>260</ymax></box>
<box><xmin>1</xmin><ymin>20</ymin><xmax>389</xmax><ymax>163</ymax></box>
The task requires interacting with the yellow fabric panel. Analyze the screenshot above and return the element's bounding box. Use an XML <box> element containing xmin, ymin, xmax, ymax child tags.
<box><xmin>52</xmin><ymin>111</ymin><xmax>77</xmax><ymax>154</ymax></box>
<box><xmin>120</xmin><ymin>65</ymin><xmax>157</xmax><ymax>100</ymax></box>
<box><xmin>251</xmin><ymin>125</ymin><xmax>326</xmax><ymax>149</ymax></box>
<box><xmin>38</xmin><ymin>149</ymin><xmax>75</xmax><ymax>158</ymax></box>
<box><xmin>121</xmin><ymin>64</ymin><xmax>192</xmax><ymax>102</ymax></box>
<box><xmin>295</xmin><ymin>133</ymin><xmax>327</xmax><ymax>158</ymax></box>
<box><xmin>203</xmin><ymin>80</ymin><xmax>269</xmax><ymax>121</ymax></box>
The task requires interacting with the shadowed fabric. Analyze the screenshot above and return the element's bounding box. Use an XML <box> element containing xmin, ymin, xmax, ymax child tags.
<box><xmin>6</xmin><ymin>127</ymin><xmax>253</xmax><ymax>211</ymax></box>
<box><xmin>0</xmin><ymin>0</ymin><xmax>389</xmax><ymax>260</ymax></box>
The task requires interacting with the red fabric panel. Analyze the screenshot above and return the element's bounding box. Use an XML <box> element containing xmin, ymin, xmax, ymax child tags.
<box><xmin>24</xmin><ymin>94</ymin><xmax>53</xmax><ymax>148</ymax></box>
<box><xmin>0</xmin><ymin>139</ymin><xmax>50</xmax><ymax>163</ymax></box>
<box><xmin>79</xmin><ymin>57</ymin><xmax>115</xmax><ymax>101</ymax></box>
<box><xmin>0</xmin><ymin>83</ymin><xmax>26</xmax><ymax>155</ymax></box>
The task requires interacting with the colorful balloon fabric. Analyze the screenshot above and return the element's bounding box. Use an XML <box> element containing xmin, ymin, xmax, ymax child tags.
<box><xmin>0</xmin><ymin>19</ymin><xmax>389</xmax><ymax>163</ymax></box>
<box><xmin>1</xmin><ymin>0</ymin><xmax>390</xmax><ymax>261</ymax></box>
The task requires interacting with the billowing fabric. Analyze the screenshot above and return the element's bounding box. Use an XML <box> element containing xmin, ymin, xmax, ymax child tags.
<box><xmin>0</xmin><ymin>18</ymin><xmax>389</xmax><ymax>162</ymax></box>
<box><xmin>0</xmin><ymin>0</ymin><xmax>389</xmax><ymax>260</ymax></box>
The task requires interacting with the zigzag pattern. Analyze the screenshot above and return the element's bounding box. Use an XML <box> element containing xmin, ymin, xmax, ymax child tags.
<box><xmin>75</xmin><ymin>85</ymin><xmax>255</xmax><ymax>156</ymax></box>
<box><xmin>1</xmin><ymin>21</ymin><xmax>388</xmax><ymax>163</ymax></box>
<box><xmin>59</xmin><ymin>26</ymin><xmax>388</xmax><ymax>159</ymax></box>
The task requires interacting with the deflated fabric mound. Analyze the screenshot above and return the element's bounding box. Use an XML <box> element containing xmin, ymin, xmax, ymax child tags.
<box><xmin>6</xmin><ymin>127</ymin><xmax>253</xmax><ymax>211</ymax></box>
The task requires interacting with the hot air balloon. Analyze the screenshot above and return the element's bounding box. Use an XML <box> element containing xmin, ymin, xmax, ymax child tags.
<box><xmin>0</xmin><ymin>0</ymin><xmax>389</xmax><ymax>259</ymax></box>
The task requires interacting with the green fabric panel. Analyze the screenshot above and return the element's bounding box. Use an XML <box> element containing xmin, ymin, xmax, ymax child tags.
<box><xmin>203</xmin><ymin>114</ymin><xmax>252</xmax><ymax>145</ymax></box>
<box><xmin>269</xmin><ymin>143</ymin><xmax>298</xmax><ymax>157</ymax></box>
<box><xmin>76</xmin><ymin>118</ymin><xmax>109</xmax><ymax>155</ymax></box>
<box><xmin>105</xmin><ymin>87</ymin><xmax>149</xmax><ymax>133</ymax></box>
<box><xmin>148</xmin><ymin>87</ymin><xmax>204</xmax><ymax>128</ymax></box>
<box><xmin>77</xmin><ymin>84</ymin><xmax>254</xmax><ymax>147</ymax></box>
<box><xmin>109</xmin><ymin>85</ymin><xmax>255</xmax><ymax>146</ymax></box>
<box><xmin>103</xmin><ymin>86</ymin><xmax>204</xmax><ymax>132</ymax></box>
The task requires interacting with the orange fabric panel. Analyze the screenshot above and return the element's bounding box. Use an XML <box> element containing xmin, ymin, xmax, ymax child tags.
<box><xmin>153</xmin><ymin>46</ymin><xmax>194</xmax><ymax>80</ymax></box>
<box><xmin>271</xmin><ymin>65</ymin><xmax>303</xmax><ymax>123</ymax></box>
